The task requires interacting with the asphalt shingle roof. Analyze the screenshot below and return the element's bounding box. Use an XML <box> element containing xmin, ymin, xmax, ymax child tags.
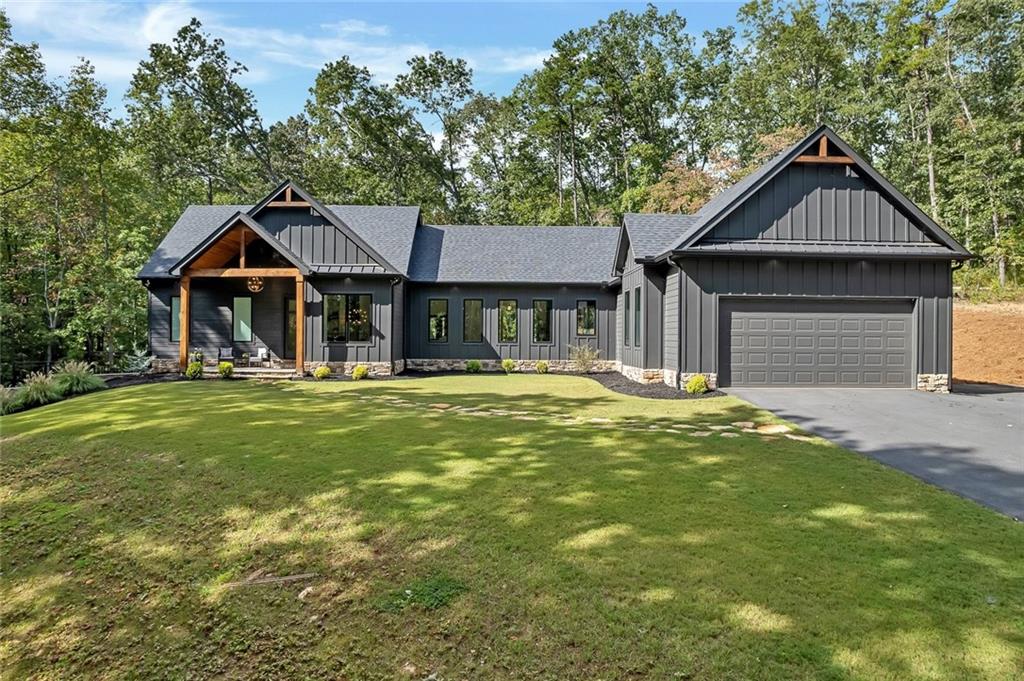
<box><xmin>408</xmin><ymin>225</ymin><xmax>619</xmax><ymax>284</ymax></box>
<box><xmin>622</xmin><ymin>213</ymin><xmax>698</xmax><ymax>259</ymax></box>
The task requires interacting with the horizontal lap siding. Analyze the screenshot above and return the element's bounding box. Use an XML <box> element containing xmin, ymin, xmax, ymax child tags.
<box><xmin>148</xmin><ymin>282</ymin><xmax>177</xmax><ymax>358</ymax></box>
<box><xmin>406</xmin><ymin>284</ymin><xmax>616</xmax><ymax>362</ymax></box>
<box><xmin>677</xmin><ymin>258</ymin><xmax>952</xmax><ymax>375</ymax></box>
<box><xmin>307</xmin><ymin>278</ymin><xmax>394</xmax><ymax>364</ymax></box>
<box><xmin>663</xmin><ymin>265</ymin><xmax>680</xmax><ymax>371</ymax></box>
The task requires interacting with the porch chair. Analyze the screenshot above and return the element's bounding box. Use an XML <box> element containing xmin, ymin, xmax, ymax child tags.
<box><xmin>250</xmin><ymin>347</ymin><xmax>268</xmax><ymax>367</ymax></box>
<box><xmin>218</xmin><ymin>347</ymin><xmax>234</xmax><ymax>365</ymax></box>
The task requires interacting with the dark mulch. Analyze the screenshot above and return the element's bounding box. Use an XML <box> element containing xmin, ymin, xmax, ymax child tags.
<box><xmin>582</xmin><ymin>372</ymin><xmax>725</xmax><ymax>400</ymax></box>
<box><xmin>100</xmin><ymin>373</ymin><xmax>183</xmax><ymax>389</ymax></box>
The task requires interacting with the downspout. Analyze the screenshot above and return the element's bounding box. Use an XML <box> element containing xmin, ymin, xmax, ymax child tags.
<box><xmin>390</xmin><ymin>276</ymin><xmax>402</xmax><ymax>374</ymax></box>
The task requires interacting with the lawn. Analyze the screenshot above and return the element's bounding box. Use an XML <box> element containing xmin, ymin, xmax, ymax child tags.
<box><xmin>1</xmin><ymin>375</ymin><xmax>1021</xmax><ymax>680</ymax></box>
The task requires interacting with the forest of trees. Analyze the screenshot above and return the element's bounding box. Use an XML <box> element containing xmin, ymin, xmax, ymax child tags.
<box><xmin>1</xmin><ymin>1</ymin><xmax>1021</xmax><ymax>381</ymax></box>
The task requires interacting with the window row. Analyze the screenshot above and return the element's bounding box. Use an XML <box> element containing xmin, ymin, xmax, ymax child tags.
<box><xmin>623</xmin><ymin>286</ymin><xmax>641</xmax><ymax>347</ymax></box>
<box><xmin>428</xmin><ymin>299</ymin><xmax>597</xmax><ymax>344</ymax></box>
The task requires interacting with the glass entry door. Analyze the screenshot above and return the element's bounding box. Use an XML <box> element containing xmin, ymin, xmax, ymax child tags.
<box><xmin>285</xmin><ymin>298</ymin><xmax>296</xmax><ymax>359</ymax></box>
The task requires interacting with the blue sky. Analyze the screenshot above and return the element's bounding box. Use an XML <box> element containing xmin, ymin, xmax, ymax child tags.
<box><xmin>6</xmin><ymin>1</ymin><xmax>744</xmax><ymax>123</ymax></box>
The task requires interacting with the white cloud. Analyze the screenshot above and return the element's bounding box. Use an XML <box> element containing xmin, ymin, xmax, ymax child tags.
<box><xmin>322</xmin><ymin>19</ymin><xmax>390</xmax><ymax>37</ymax></box>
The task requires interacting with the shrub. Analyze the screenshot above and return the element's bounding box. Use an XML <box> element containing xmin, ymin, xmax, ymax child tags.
<box><xmin>568</xmin><ymin>343</ymin><xmax>601</xmax><ymax>373</ymax></box>
<box><xmin>685</xmin><ymin>374</ymin><xmax>709</xmax><ymax>395</ymax></box>
<box><xmin>1</xmin><ymin>385</ymin><xmax>22</xmax><ymax>415</ymax></box>
<box><xmin>501</xmin><ymin>358</ymin><xmax>516</xmax><ymax>374</ymax></box>
<box><xmin>217</xmin><ymin>361</ymin><xmax>234</xmax><ymax>379</ymax></box>
<box><xmin>120</xmin><ymin>347</ymin><xmax>153</xmax><ymax>373</ymax></box>
<box><xmin>184</xmin><ymin>361</ymin><xmax>204</xmax><ymax>380</ymax></box>
<box><xmin>351</xmin><ymin>365</ymin><xmax>370</xmax><ymax>381</ymax></box>
<box><xmin>535</xmin><ymin>360</ymin><xmax>549</xmax><ymax>374</ymax></box>
<box><xmin>312</xmin><ymin>365</ymin><xmax>331</xmax><ymax>380</ymax></box>
<box><xmin>18</xmin><ymin>372</ymin><xmax>64</xmax><ymax>408</ymax></box>
<box><xmin>54</xmin><ymin>360</ymin><xmax>107</xmax><ymax>395</ymax></box>
<box><xmin>465</xmin><ymin>359</ymin><xmax>482</xmax><ymax>373</ymax></box>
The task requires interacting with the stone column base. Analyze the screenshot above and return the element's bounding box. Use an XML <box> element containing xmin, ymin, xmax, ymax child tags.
<box><xmin>149</xmin><ymin>358</ymin><xmax>179</xmax><ymax>374</ymax></box>
<box><xmin>916</xmin><ymin>373</ymin><xmax>950</xmax><ymax>393</ymax></box>
<box><xmin>664</xmin><ymin>371</ymin><xmax>719</xmax><ymax>391</ymax></box>
<box><xmin>620</xmin><ymin>365</ymin><xmax>665</xmax><ymax>384</ymax></box>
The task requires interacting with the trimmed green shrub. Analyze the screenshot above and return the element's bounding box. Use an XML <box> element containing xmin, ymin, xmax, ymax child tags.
<box><xmin>184</xmin><ymin>361</ymin><xmax>204</xmax><ymax>380</ymax></box>
<box><xmin>54</xmin><ymin>360</ymin><xmax>107</xmax><ymax>395</ymax></box>
<box><xmin>567</xmin><ymin>343</ymin><xmax>601</xmax><ymax>373</ymax></box>
<box><xmin>1</xmin><ymin>385</ymin><xmax>22</xmax><ymax>415</ymax></box>
<box><xmin>685</xmin><ymin>374</ymin><xmax>709</xmax><ymax>395</ymax></box>
<box><xmin>217</xmin><ymin>361</ymin><xmax>234</xmax><ymax>379</ymax></box>
<box><xmin>312</xmin><ymin>365</ymin><xmax>331</xmax><ymax>380</ymax></box>
<box><xmin>351</xmin><ymin>365</ymin><xmax>370</xmax><ymax>381</ymax></box>
<box><xmin>501</xmin><ymin>358</ymin><xmax>516</xmax><ymax>374</ymax></box>
<box><xmin>18</xmin><ymin>372</ymin><xmax>64</xmax><ymax>408</ymax></box>
<box><xmin>465</xmin><ymin>359</ymin><xmax>482</xmax><ymax>373</ymax></box>
<box><xmin>535</xmin><ymin>360</ymin><xmax>549</xmax><ymax>374</ymax></box>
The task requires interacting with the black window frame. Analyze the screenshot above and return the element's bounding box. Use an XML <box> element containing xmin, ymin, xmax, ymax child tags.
<box><xmin>532</xmin><ymin>299</ymin><xmax>553</xmax><ymax>345</ymax></box>
<box><xmin>323</xmin><ymin>293</ymin><xmax>373</xmax><ymax>344</ymax></box>
<box><xmin>576</xmin><ymin>299</ymin><xmax>596</xmax><ymax>337</ymax></box>
<box><xmin>428</xmin><ymin>298</ymin><xmax>449</xmax><ymax>343</ymax></box>
<box><xmin>462</xmin><ymin>298</ymin><xmax>483</xmax><ymax>344</ymax></box>
<box><xmin>498</xmin><ymin>299</ymin><xmax>518</xmax><ymax>344</ymax></box>
<box><xmin>633</xmin><ymin>287</ymin><xmax>641</xmax><ymax>346</ymax></box>
<box><xmin>624</xmin><ymin>291</ymin><xmax>631</xmax><ymax>346</ymax></box>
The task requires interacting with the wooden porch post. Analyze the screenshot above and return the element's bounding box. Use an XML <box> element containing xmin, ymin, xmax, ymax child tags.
<box><xmin>178</xmin><ymin>275</ymin><xmax>190</xmax><ymax>370</ymax></box>
<box><xmin>295</xmin><ymin>275</ymin><xmax>305</xmax><ymax>375</ymax></box>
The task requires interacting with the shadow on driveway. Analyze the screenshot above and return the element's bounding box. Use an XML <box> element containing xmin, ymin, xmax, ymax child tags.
<box><xmin>727</xmin><ymin>385</ymin><xmax>1024</xmax><ymax>520</ymax></box>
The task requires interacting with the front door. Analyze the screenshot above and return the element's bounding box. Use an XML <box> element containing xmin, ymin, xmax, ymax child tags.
<box><xmin>284</xmin><ymin>298</ymin><xmax>296</xmax><ymax>359</ymax></box>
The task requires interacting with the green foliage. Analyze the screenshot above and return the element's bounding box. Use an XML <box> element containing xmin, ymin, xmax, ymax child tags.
<box><xmin>0</xmin><ymin>385</ymin><xmax>21</xmax><ymax>415</ymax></box>
<box><xmin>351</xmin><ymin>365</ymin><xmax>370</xmax><ymax>381</ymax></box>
<box><xmin>312</xmin><ymin>365</ymin><xmax>331</xmax><ymax>381</ymax></box>
<box><xmin>217</xmin><ymin>362</ymin><xmax>234</xmax><ymax>379</ymax></box>
<box><xmin>955</xmin><ymin>266</ymin><xmax>1024</xmax><ymax>303</ymax></box>
<box><xmin>685</xmin><ymin>374</ymin><xmax>709</xmax><ymax>395</ymax></box>
<box><xmin>120</xmin><ymin>348</ymin><xmax>154</xmax><ymax>373</ymax></box>
<box><xmin>568</xmin><ymin>343</ymin><xmax>601</xmax><ymax>373</ymax></box>
<box><xmin>375</xmin><ymin>573</ymin><xmax>467</xmax><ymax>613</ymax></box>
<box><xmin>501</xmin><ymin>358</ymin><xmax>516</xmax><ymax>374</ymax></box>
<box><xmin>465</xmin><ymin>359</ymin><xmax>482</xmax><ymax>373</ymax></box>
<box><xmin>17</xmin><ymin>372</ymin><xmax>64</xmax><ymax>408</ymax></box>
<box><xmin>184</xmin><ymin>362</ymin><xmax>204</xmax><ymax>380</ymax></box>
<box><xmin>188</xmin><ymin>350</ymin><xmax>204</xmax><ymax>364</ymax></box>
<box><xmin>53</xmin><ymin>361</ymin><xmax>107</xmax><ymax>396</ymax></box>
<box><xmin>535</xmin><ymin>360</ymin><xmax>549</xmax><ymax>374</ymax></box>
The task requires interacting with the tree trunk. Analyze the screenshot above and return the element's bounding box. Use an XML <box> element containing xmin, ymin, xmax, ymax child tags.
<box><xmin>568</xmin><ymin>105</ymin><xmax>579</xmax><ymax>225</ymax></box>
<box><xmin>922</xmin><ymin>90</ymin><xmax>939</xmax><ymax>220</ymax></box>
<box><xmin>556</xmin><ymin>130</ymin><xmax>563</xmax><ymax>210</ymax></box>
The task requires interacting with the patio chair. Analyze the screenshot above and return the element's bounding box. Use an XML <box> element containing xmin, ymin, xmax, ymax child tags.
<box><xmin>218</xmin><ymin>347</ymin><xmax>234</xmax><ymax>365</ymax></box>
<box><xmin>250</xmin><ymin>347</ymin><xmax>268</xmax><ymax>367</ymax></box>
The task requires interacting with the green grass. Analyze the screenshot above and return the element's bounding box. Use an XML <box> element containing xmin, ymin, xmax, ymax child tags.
<box><xmin>1</xmin><ymin>375</ymin><xmax>1021</xmax><ymax>680</ymax></box>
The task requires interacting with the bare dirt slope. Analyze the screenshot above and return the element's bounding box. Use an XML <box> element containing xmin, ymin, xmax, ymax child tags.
<box><xmin>954</xmin><ymin>302</ymin><xmax>1024</xmax><ymax>386</ymax></box>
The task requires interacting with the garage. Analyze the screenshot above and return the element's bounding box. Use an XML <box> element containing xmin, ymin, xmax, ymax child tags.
<box><xmin>719</xmin><ymin>299</ymin><xmax>914</xmax><ymax>388</ymax></box>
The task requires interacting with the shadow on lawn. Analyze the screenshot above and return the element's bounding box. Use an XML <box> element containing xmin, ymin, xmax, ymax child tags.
<box><xmin>2</xmin><ymin>381</ymin><xmax>1022</xmax><ymax>679</ymax></box>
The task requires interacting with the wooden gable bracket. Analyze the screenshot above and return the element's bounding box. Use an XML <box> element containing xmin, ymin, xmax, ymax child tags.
<box><xmin>794</xmin><ymin>135</ymin><xmax>854</xmax><ymax>164</ymax></box>
<box><xmin>265</xmin><ymin>185</ymin><xmax>310</xmax><ymax>208</ymax></box>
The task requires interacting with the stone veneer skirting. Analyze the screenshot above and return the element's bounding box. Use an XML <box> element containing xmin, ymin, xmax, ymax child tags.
<box><xmin>619</xmin><ymin>365</ymin><xmax>664</xmax><ymax>384</ymax></box>
<box><xmin>661</xmin><ymin>370</ymin><xmax>719</xmax><ymax>390</ymax></box>
<box><xmin>405</xmin><ymin>358</ymin><xmax>620</xmax><ymax>373</ymax></box>
<box><xmin>305</xmin><ymin>361</ymin><xmax>394</xmax><ymax>377</ymax></box>
<box><xmin>916</xmin><ymin>373</ymin><xmax>950</xmax><ymax>393</ymax></box>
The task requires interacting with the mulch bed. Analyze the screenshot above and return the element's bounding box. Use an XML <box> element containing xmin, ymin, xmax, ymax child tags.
<box><xmin>581</xmin><ymin>372</ymin><xmax>725</xmax><ymax>400</ymax></box>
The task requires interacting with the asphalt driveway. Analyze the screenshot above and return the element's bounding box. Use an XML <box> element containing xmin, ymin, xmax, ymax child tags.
<box><xmin>728</xmin><ymin>384</ymin><xmax>1024</xmax><ymax>519</ymax></box>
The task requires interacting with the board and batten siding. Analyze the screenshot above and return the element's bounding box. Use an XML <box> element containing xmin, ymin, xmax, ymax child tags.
<box><xmin>258</xmin><ymin>207</ymin><xmax>381</xmax><ymax>266</ymax></box>
<box><xmin>305</xmin><ymin>277</ymin><xmax>396</xmax><ymax>364</ymax></box>
<box><xmin>406</xmin><ymin>284</ymin><xmax>616</xmax><ymax>362</ymax></box>
<box><xmin>675</xmin><ymin>257</ymin><xmax>953</xmax><ymax>376</ymax></box>
<box><xmin>710</xmin><ymin>164</ymin><xmax>935</xmax><ymax>243</ymax></box>
<box><xmin>617</xmin><ymin>263</ymin><xmax>665</xmax><ymax>371</ymax></box>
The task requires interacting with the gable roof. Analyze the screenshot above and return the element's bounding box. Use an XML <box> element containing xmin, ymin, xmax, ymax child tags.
<box><xmin>664</xmin><ymin>125</ymin><xmax>971</xmax><ymax>259</ymax></box>
<box><xmin>622</xmin><ymin>213</ymin><xmax>698</xmax><ymax>260</ymax></box>
<box><xmin>169</xmin><ymin>212</ymin><xmax>310</xmax><ymax>276</ymax></box>
<box><xmin>408</xmin><ymin>224</ymin><xmax>618</xmax><ymax>284</ymax></box>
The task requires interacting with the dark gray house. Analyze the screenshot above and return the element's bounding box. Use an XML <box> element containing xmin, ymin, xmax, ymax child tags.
<box><xmin>139</xmin><ymin>126</ymin><xmax>971</xmax><ymax>392</ymax></box>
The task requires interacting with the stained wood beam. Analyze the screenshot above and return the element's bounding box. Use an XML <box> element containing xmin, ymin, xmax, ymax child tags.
<box><xmin>295</xmin><ymin>275</ymin><xmax>305</xmax><ymax>376</ymax></box>
<box><xmin>186</xmin><ymin>267</ymin><xmax>300</xmax><ymax>278</ymax></box>
<box><xmin>266</xmin><ymin>201</ymin><xmax>310</xmax><ymax>208</ymax></box>
<box><xmin>178</xmin><ymin>275</ymin><xmax>190</xmax><ymax>370</ymax></box>
<box><xmin>240</xmin><ymin>227</ymin><xmax>246</xmax><ymax>268</ymax></box>
<box><xmin>794</xmin><ymin>155</ymin><xmax>854</xmax><ymax>164</ymax></box>
<box><xmin>818</xmin><ymin>135</ymin><xmax>828</xmax><ymax>156</ymax></box>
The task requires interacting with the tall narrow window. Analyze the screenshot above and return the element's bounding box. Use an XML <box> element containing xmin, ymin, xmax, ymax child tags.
<box><xmin>324</xmin><ymin>294</ymin><xmax>373</xmax><ymax>342</ymax></box>
<box><xmin>498</xmin><ymin>299</ymin><xmax>518</xmax><ymax>343</ymax></box>
<box><xmin>463</xmin><ymin>299</ymin><xmax>483</xmax><ymax>343</ymax></box>
<box><xmin>576</xmin><ymin>300</ymin><xmax>596</xmax><ymax>336</ymax></box>
<box><xmin>170</xmin><ymin>296</ymin><xmax>181</xmax><ymax>342</ymax></box>
<box><xmin>633</xmin><ymin>287</ymin><xmax>641</xmax><ymax>346</ymax></box>
<box><xmin>624</xmin><ymin>291</ymin><xmax>631</xmax><ymax>346</ymax></box>
<box><xmin>532</xmin><ymin>300</ymin><xmax>552</xmax><ymax>343</ymax></box>
<box><xmin>428</xmin><ymin>299</ymin><xmax>448</xmax><ymax>342</ymax></box>
<box><xmin>233</xmin><ymin>297</ymin><xmax>253</xmax><ymax>341</ymax></box>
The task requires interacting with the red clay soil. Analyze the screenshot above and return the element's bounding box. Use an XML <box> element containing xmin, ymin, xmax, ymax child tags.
<box><xmin>953</xmin><ymin>302</ymin><xmax>1024</xmax><ymax>386</ymax></box>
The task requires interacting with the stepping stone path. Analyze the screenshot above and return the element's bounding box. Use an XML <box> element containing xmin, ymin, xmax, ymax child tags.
<box><xmin>690</xmin><ymin>431</ymin><xmax>712</xmax><ymax>437</ymax></box>
<box><xmin>756</xmin><ymin>424</ymin><xmax>791</xmax><ymax>435</ymax></box>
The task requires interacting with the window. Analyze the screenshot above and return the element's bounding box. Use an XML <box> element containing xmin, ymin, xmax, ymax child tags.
<box><xmin>463</xmin><ymin>299</ymin><xmax>483</xmax><ymax>343</ymax></box>
<box><xmin>325</xmin><ymin>294</ymin><xmax>372</xmax><ymax>342</ymax></box>
<box><xmin>233</xmin><ymin>297</ymin><xmax>253</xmax><ymax>342</ymax></box>
<box><xmin>532</xmin><ymin>300</ymin><xmax>552</xmax><ymax>343</ymax></box>
<box><xmin>498</xmin><ymin>299</ymin><xmax>518</xmax><ymax>343</ymax></box>
<box><xmin>624</xmin><ymin>291</ymin><xmax>631</xmax><ymax>346</ymax></box>
<box><xmin>428</xmin><ymin>299</ymin><xmax>448</xmax><ymax>342</ymax></box>
<box><xmin>576</xmin><ymin>300</ymin><xmax>596</xmax><ymax>336</ymax></box>
<box><xmin>170</xmin><ymin>296</ymin><xmax>181</xmax><ymax>342</ymax></box>
<box><xmin>633</xmin><ymin>287</ymin><xmax>641</xmax><ymax>345</ymax></box>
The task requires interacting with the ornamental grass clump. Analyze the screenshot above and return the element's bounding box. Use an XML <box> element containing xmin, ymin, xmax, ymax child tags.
<box><xmin>568</xmin><ymin>343</ymin><xmax>600</xmax><ymax>373</ymax></box>
<box><xmin>535</xmin><ymin>360</ymin><xmax>549</xmax><ymax>374</ymax></box>
<box><xmin>0</xmin><ymin>385</ymin><xmax>21</xmax><ymax>415</ymax></box>
<box><xmin>54</xmin><ymin>361</ymin><xmax>107</xmax><ymax>395</ymax></box>
<box><xmin>18</xmin><ymin>372</ymin><xmax>64</xmax><ymax>408</ymax></box>
<box><xmin>501</xmin><ymin>358</ymin><xmax>516</xmax><ymax>374</ymax></box>
<box><xmin>465</xmin><ymin>359</ymin><xmax>482</xmax><ymax>373</ymax></box>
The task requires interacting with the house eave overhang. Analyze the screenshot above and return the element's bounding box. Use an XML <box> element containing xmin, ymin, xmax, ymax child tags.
<box><xmin>168</xmin><ymin>211</ymin><xmax>311</xmax><ymax>277</ymax></box>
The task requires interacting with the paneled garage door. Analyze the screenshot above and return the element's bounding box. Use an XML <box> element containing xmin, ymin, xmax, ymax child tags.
<box><xmin>719</xmin><ymin>299</ymin><xmax>914</xmax><ymax>387</ymax></box>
